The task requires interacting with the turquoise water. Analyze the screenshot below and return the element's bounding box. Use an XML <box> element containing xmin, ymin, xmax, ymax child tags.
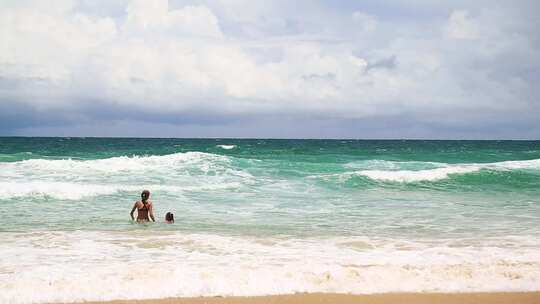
<box><xmin>1</xmin><ymin>138</ymin><xmax>540</xmax><ymax>302</ymax></box>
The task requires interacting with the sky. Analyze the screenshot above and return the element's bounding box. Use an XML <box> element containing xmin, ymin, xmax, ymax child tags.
<box><xmin>1</xmin><ymin>0</ymin><xmax>539</xmax><ymax>139</ymax></box>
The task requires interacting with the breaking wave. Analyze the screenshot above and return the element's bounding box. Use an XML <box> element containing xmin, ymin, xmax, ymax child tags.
<box><xmin>0</xmin><ymin>152</ymin><xmax>253</xmax><ymax>199</ymax></box>
<box><xmin>0</xmin><ymin>151</ymin><xmax>233</xmax><ymax>174</ymax></box>
<box><xmin>216</xmin><ymin>145</ymin><xmax>236</xmax><ymax>150</ymax></box>
<box><xmin>352</xmin><ymin>159</ymin><xmax>540</xmax><ymax>182</ymax></box>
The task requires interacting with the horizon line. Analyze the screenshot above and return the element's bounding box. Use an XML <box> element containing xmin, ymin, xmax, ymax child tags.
<box><xmin>1</xmin><ymin>135</ymin><xmax>539</xmax><ymax>141</ymax></box>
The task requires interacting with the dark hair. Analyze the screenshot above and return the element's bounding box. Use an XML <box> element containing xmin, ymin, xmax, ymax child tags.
<box><xmin>141</xmin><ymin>190</ymin><xmax>150</xmax><ymax>200</ymax></box>
<box><xmin>165</xmin><ymin>212</ymin><xmax>174</xmax><ymax>222</ymax></box>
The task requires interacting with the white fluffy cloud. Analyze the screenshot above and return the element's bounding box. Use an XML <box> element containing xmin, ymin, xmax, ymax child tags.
<box><xmin>0</xmin><ymin>0</ymin><xmax>539</xmax><ymax>137</ymax></box>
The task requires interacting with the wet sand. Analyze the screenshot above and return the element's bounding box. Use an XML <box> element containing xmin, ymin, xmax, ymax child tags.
<box><xmin>82</xmin><ymin>292</ymin><xmax>540</xmax><ymax>304</ymax></box>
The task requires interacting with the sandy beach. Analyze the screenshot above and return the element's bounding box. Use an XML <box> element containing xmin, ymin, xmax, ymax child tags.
<box><xmin>82</xmin><ymin>292</ymin><xmax>540</xmax><ymax>304</ymax></box>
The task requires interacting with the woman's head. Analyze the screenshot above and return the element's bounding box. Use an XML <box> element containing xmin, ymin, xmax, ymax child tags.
<box><xmin>141</xmin><ymin>190</ymin><xmax>150</xmax><ymax>201</ymax></box>
<box><xmin>165</xmin><ymin>212</ymin><xmax>174</xmax><ymax>223</ymax></box>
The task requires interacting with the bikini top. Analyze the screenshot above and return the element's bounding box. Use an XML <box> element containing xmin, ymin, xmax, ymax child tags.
<box><xmin>138</xmin><ymin>201</ymin><xmax>149</xmax><ymax>211</ymax></box>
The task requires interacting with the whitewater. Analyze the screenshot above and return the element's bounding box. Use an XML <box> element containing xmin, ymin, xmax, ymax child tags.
<box><xmin>1</xmin><ymin>138</ymin><xmax>539</xmax><ymax>303</ymax></box>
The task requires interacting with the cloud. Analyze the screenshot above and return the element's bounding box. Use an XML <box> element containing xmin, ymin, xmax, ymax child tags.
<box><xmin>124</xmin><ymin>1</ymin><xmax>223</xmax><ymax>38</ymax></box>
<box><xmin>445</xmin><ymin>10</ymin><xmax>478</xmax><ymax>39</ymax></box>
<box><xmin>352</xmin><ymin>11</ymin><xmax>378</xmax><ymax>33</ymax></box>
<box><xmin>0</xmin><ymin>0</ymin><xmax>539</xmax><ymax>138</ymax></box>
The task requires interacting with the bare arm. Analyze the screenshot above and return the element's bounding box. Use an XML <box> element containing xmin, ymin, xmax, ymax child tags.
<box><xmin>149</xmin><ymin>202</ymin><xmax>155</xmax><ymax>222</ymax></box>
<box><xmin>130</xmin><ymin>202</ymin><xmax>137</xmax><ymax>220</ymax></box>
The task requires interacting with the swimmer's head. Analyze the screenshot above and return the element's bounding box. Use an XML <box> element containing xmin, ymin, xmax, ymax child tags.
<box><xmin>165</xmin><ymin>212</ymin><xmax>174</xmax><ymax>223</ymax></box>
<box><xmin>141</xmin><ymin>190</ymin><xmax>150</xmax><ymax>200</ymax></box>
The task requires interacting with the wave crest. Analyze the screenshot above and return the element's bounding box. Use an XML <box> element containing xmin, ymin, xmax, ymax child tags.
<box><xmin>358</xmin><ymin>166</ymin><xmax>479</xmax><ymax>182</ymax></box>
<box><xmin>353</xmin><ymin>159</ymin><xmax>540</xmax><ymax>182</ymax></box>
<box><xmin>0</xmin><ymin>152</ymin><xmax>253</xmax><ymax>199</ymax></box>
<box><xmin>0</xmin><ymin>152</ymin><xmax>238</xmax><ymax>178</ymax></box>
<box><xmin>216</xmin><ymin>145</ymin><xmax>236</xmax><ymax>150</ymax></box>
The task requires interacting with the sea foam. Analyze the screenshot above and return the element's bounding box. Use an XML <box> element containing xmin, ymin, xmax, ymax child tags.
<box><xmin>217</xmin><ymin>145</ymin><xmax>236</xmax><ymax>150</ymax></box>
<box><xmin>1</xmin><ymin>231</ymin><xmax>539</xmax><ymax>303</ymax></box>
<box><xmin>357</xmin><ymin>166</ymin><xmax>480</xmax><ymax>182</ymax></box>
<box><xmin>0</xmin><ymin>152</ymin><xmax>254</xmax><ymax>199</ymax></box>
<box><xmin>354</xmin><ymin>158</ymin><xmax>540</xmax><ymax>182</ymax></box>
<box><xmin>0</xmin><ymin>181</ymin><xmax>119</xmax><ymax>200</ymax></box>
<box><xmin>0</xmin><ymin>151</ymin><xmax>232</xmax><ymax>175</ymax></box>
<box><xmin>0</xmin><ymin>181</ymin><xmax>245</xmax><ymax>200</ymax></box>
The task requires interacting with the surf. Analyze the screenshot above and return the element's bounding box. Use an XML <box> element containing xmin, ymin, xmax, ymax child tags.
<box><xmin>1</xmin><ymin>231</ymin><xmax>539</xmax><ymax>303</ymax></box>
<box><xmin>346</xmin><ymin>159</ymin><xmax>540</xmax><ymax>182</ymax></box>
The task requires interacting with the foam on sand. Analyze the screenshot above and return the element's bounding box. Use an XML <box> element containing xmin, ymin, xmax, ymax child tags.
<box><xmin>1</xmin><ymin>231</ymin><xmax>539</xmax><ymax>303</ymax></box>
<box><xmin>76</xmin><ymin>292</ymin><xmax>540</xmax><ymax>304</ymax></box>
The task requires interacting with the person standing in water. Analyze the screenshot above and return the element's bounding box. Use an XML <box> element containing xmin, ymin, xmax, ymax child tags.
<box><xmin>130</xmin><ymin>190</ymin><xmax>155</xmax><ymax>222</ymax></box>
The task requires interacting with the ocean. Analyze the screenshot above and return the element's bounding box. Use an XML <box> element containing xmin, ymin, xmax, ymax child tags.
<box><xmin>1</xmin><ymin>137</ymin><xmax>539</xmax><ymax>303</ymax></box>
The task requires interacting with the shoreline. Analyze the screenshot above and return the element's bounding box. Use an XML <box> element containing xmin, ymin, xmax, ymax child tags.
<box><xmin>80</xmin><ymin>292</ymin><xmax>540</xmax><ymax>304</ymax></box>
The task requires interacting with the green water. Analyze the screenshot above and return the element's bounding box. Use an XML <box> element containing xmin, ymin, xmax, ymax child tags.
<box><xmin>1</xmin><ymin>137</ymin><xmax>539</xmax><ymax>237</ymax></box>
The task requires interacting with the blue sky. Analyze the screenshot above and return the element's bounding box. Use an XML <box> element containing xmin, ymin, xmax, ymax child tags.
<box><xmin>1</xmin><ymin>0</ymin><xmax>539</xmax><ymax>138</ymax></box>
